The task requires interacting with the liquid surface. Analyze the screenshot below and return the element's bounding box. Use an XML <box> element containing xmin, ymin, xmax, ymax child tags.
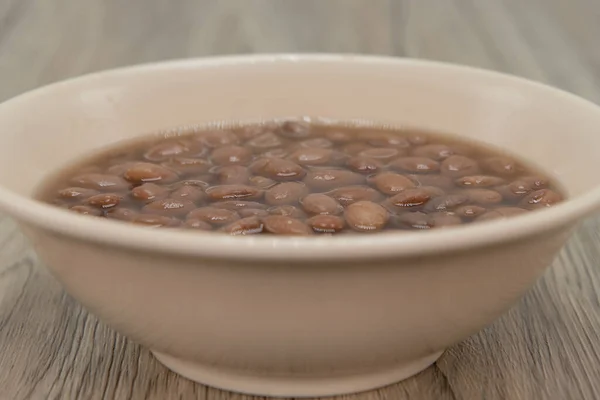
<box><xmin>38</xmin><ymin>119</ymin><xmax>565</xmax><ymax>235</ymax></box>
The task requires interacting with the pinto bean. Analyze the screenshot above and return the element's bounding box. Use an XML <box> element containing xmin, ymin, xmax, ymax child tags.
<box><xmin>187</xmin><ymin>207</ymin><xmax>240</xmax><ymax>226</ymax></box>
<box><xmin>390</xmin><ymin>157</ymin><xmax>440</xmax><ymax>174</ymax></box>
<box><xmin>123</xmin><ymin>163</ymin><xmax>178</xmax><ymax>184</ymax></box>
<box><xmin>370</xmin><ymin>172</ymin><xmax>415</xmax><ymax>195</ymax></box>
<box><xmin>70</xmin><ymin>173</ymin><xmax>129</xmax><ymax>191</ymax></box>
<box><xmin>220</xmin><ymin>216</ymin><xmax>264</xmax><ymax>235</ymax></box>
<box><xmin>307</xmin><ymin>215</ymin><xmax>345</xmax><ymax>233</ymax></box>
<box><xmin>142</xmin><ymin>198</ymin><xmax>196</xmax><ymax>217</ymax></box>
<box><xmin>262</xmin><ymin>215</ymin><xmax>313</xmax><ymax>235</ymax></box>
<box><xmin>344</xmin><ymin>201</ymin><xmax>389</xmax><ymax>232</ymax></box>
<box><xmin>211</xmin><ymin>146</ymin><xmax>252</xmax><ymax>166</ymax></box>
<box><xmin>250</xmin><ymin>158</ymin><xmax>306</xmax><ymax>181</ymax></box>
<box><xmin>205</xmin><ymin>185</ymin><xmax>263</xmax><ymax>201</ymax></box>
<box><xmin>131</xmin><ymin>183</ymin><xmax>169</xmax><ymax>202</ymax></box>
<box><xmin>346</xmin><ymin>156</ymin><xmax>383</xmax><ymax>174</ymax></box>
<box><xmin>520</xmin><ymin>189</ymin><xmax>563</xmax><ymax>210</ymax></box>
<box><xmin>440</xmin><ymin>156</ymin><xmax>480</xmax><ymax>178</ymax></box>
<box><xmin>265</xmin><ymin>182</ymin><xmax>309</xmax><ymax>206</ymax></box>
<box><xmin>300</xmin><ymin>193</ymin><xmax>343</xmax><ymax>215</ymax></box>
<box><xmin>304</xmin><ymin>169</ymin><xmax>365</xmax><ymax>191</ymax></box>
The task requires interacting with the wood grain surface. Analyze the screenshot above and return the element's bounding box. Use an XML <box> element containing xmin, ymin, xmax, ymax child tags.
<box><xmin>1</xmin><ymin>1</ymin><xmax>600</xmax><ymax>399</ymax></box>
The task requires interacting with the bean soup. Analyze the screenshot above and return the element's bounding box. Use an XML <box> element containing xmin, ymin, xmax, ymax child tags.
<box><xmin>37</xmin><ymin>119</ymin><xmax>565</xmax><ymax>235</ymax></box>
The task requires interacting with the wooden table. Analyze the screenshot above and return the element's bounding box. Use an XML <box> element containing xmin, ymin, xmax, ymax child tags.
<box><xmin>1</xmin><ymin>1</ymin><xmax>600</xmax><ymax>399</ymax></box>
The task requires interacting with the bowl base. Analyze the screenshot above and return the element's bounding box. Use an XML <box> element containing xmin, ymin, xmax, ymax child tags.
<box><xmin>151</xmin><ymin>349</ymin><xmax>444</xmax><ymax>398</ymax></box>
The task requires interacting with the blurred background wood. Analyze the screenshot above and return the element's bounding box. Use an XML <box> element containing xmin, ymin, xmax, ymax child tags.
<box><xmin>1</xmin><ymin>0</ymin><xmax>600</xmax><ymax>399</ymax></box>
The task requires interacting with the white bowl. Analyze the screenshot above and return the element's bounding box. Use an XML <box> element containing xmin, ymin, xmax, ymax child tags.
<box><xmin>0</xmin><ymin>55</ymin><xmax>599</xmax><ymax>398</ymax></box>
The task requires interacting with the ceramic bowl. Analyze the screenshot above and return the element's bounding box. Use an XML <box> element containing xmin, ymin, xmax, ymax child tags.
<box><xmin>0</xmin><ymin>55</ymin><xmax>599</xmax><ymax>398</ymax></box>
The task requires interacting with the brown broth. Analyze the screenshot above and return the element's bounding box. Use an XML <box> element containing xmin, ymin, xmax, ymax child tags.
<box><xmin>36</xmin><ymin>119</ymin><xmax>565</xmax><ymax>235</ymax></box>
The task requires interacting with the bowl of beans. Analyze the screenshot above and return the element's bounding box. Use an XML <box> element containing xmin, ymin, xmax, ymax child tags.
<box><xmin>0</xmin><ymin>55</ymin><xmax>599</xmax><ymax>397</ymax></box>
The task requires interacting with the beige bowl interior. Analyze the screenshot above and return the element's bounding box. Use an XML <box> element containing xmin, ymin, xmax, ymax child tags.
<box><xmin>1</xmin><ymin>55</ymin><xmax>600</xmax><ymax>200</ymax></box>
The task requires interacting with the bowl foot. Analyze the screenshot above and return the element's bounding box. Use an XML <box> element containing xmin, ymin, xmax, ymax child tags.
<box><xmin>151</xmin><ymin>349</ymin><xmax>444</xmax><ymax>398</ymax></box>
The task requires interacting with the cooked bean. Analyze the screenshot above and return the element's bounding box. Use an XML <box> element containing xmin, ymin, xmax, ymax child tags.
<box><xmin>235</xmin><ymin>124</ymin><xmax>273</xmax><ymax>141</ymax></box>
<box><xmin>142</xmin><ymin>198</ymin><xmax>196</xmax><ymax>217</ymax></box>
<box><xmin>70</xmin><ymin>173</ymin><xmax>129</xmax><ymax>191</ymax></box>
<box><xmin>206</xmin><ymin>185</ymin><xmax>263</xmax><ymax>201</ymax></box>
<box><xmin>69</xmin><ymin>205</ymin><xmax>103</xmax><ymax>216</ymax></box>
<box><xmin>390</xmin><ymin>157</ymin><xmax>440</xmax><ymax>173</ymax></box>
<box><xmin>304</xmin><ymin>169</ymin><xmax>365</xmax><ymax>191</ymax></box>
<box><xmin>278</xmin><ymin>120</ymin><xmax>312</xmax><ymax>139</ymax></box>
<box><xmin>132</xmin><ymin>214</ymin><xmax>181</xmax><ymax>227</ymax></box>
<box><xmin>265</xmin><ymin>182</ymin><xmax>309</xmax><ymax>206</ymax></box>
<box><xmin>419</xmin><ymin>186</ymin><xmax>446</xmax><ymax>197</ymax></box>
<box><xmin>262</xmin><ymin>215</ymin><xmax>312</xmax><ymax>235</ymax></box>
<box><xmin>346</xmin><ymin>156</ymin><xmax>383</xmax><ymax>174</ymax></box>
<box><xmin>213</xmin><ymin>200</ymin><xmax>268</xmax><ymax>211</ymax></box>
<box><xmin>144</xmin><ymin>141</ymin><xmax>202</xmax><ymax>162</ymax></box>
<box><xmin>385</xmin><ymin>188</ymin><xmax>432</xmax><ymax>211</ymax></box>
<box><xmin>184</xmin><ymin>219</ymin><xmax>213</xmax><ymax>230</ymax></box>
<box><xmin>429</xmin><ymin>212</ymin><xmax>463</xmax><ymax>228</ymax></box>
<box><xmin>358</xmin><ymin>147</ymin><xmax>401</xmax><ymax>162</ymax></box>
<box><xmin>123</xmin><ymin>163</ymin><xmax>178</xmax><ymax>184</ymax></box>
<box><xmin>249</xmin><ymin>175</ymin><xmax>276</xmax><ymax>189</ymax></box>
<box><xmin>494</xmin><ymin>184</ymin><xmax>526</xmax><ymax>202</ymax></box>
<box><xmin>342</xmin><ymin>143</ymin><xmax>372</xmax><ymax>156</ymax></box>
<box><xmin>327</xmin><ymin>186</ymin><xmax>383</xmax><ymax>206</ymax></box>
<box><xmin>211</xmin><ymin>145</ymin><xmax>252</xmax><ymax>166</ymax></box>
<box><xmin>250</xmin><ymin>158</ymin><xmax>306</xmax><ymax>181</ymax></box>
<box><xmin>325</xmin><ymin>130</ymin><xmax>353</xmax><ymax>143</ymax></box>
<box><xmin>187</xmin><ymin>207</ymin><xmax>240</xmax><ymax>226</ymax></box>
<box><xmin>299</xmin><ymin>138</ymin><xmax>334</xmax><ymax>148</ymax></box>
<box><xmin>454</xmin><ymin>205</ymin><xmax>487</xmax><ymax>218</ymax></box>
<box><xmin>58</xmin><ymin>187</ymin><xmax>99</xmax><ymax>200</ymax></box>
<box><xmin>455</xmin><ymin>175</ymin><xmax>506</xmax><ymax>188</ymax></box>
<box><xmin>300</xmin><ymin>193</ymin><xmax>343</xmax><ymax>215</ymax></box>
<box><xmin>408</xmin><ymin>174</ymin><xmax>455</xmax><ymax>190</ymax></box>
<box><xmin>408</xmin><ymin>133</ymin><xmax>428</xmax><ymax>145</ymax></box>
<box><xmin>238</xmin><ymin>208</ymin><xmax>269</xmax><ymax>218</ymax></box>
<box><xmin>398</xmin><ymin>210</ymin><xmax>460</xmax><ymax>229</ymax></box>
<box><xmin>481</xmin><ymin>156</ymin><xmax>521</xmax><ymax>176</ymax></box>
<box><xmin>519</xmin><ymin>189</ymin><xmax>563</xmax><ymax>210</ymax></box>
<box><xmin>268</xmin><ymin>205</ymin><xmax>306</xmax><ymax>219</ymax></box>
<box><xmin>366</xmin><ymin>132</ymin><xmax>411</xmax><ymax>149</ymax></box>
<box><xmin>463</xmin><ymin>189</ymin><xmax>503</xmax><ymax>205</ymax></box>
<box><xmin>172</xmin><ymin>179</ymin><xmax>211</xmax><ymax>190</ymax></box>
<box><xmin>394</xmin><ymin>212</ymin><xmax>432</xmax><ymax>229</ymax></box>
<box><xmin>131</xmin><ymin>183</ymin><xmax>169</xmax><ymax>202</ymax></box>
<box><xmin>171</xmin><ymin>185</ymin><xmax>206</xmax><ymax>202</ymax></box>
<box><xmin>261</xmin><ymin>148</ymin><xmax>290</xmax><ymax>158</ymax></box>
<box><xmin>477</xmin><ymin>207</ymin><xmax>528</xmax><ymax>221</ymax></box>
<box><xmin>370</xmin><ymin>172</ymin><xmax>415</xmax><ymax>195</ymax></box>
<box><xmin>198</xmin><ymin>130</ymin><xmax>239</xmax><ymax>148</ymax></box>
<box><xmin>220</xmin><ymin>216</ymin><xmax>264</xmax><ymax>235</ymax></box>
<box><xmin>107</xmin><ymin>162</ymin><xmax>141</xmax><ymax>175</ymax></box>
<box><xmin>440</xmin><ymin>155</ymin><xmax>480</xmax><ymax>178</ymax></box>
<box><xmin>508</xmin><ymin>176</ymin><xmax>549</xmax><ymax>195</ymax></box>
<box><xmin>162</xmin><ymin>157</ymin><xmax>212</xmax><ymax>175</ymax></box>
<box><xmin>307</xmin><ymin>215</ymin><xmax>345</xmax><ymax>233</ymax></box>
<box><xmin>215</xmin><ymin>165</ymin><xmax>251</xmax><ymax>184</ymax></box>
<box><xmin>425</xmin><ymin>194</ymin><xmax>469</xmax><ymax>212</ymax></box>
<box><xmin>345</xmin><ymin>201</ymin><xmax>389</xmax><ymax>232</ymax></box>
<box><xmin>246</xmin><ymin>132</ymin><xmax>285</xmax><ymax>151</ymax></box>
<box><xmin>106</xmin><ymin>207</ymin><xmax>138</xmax><ymax>221</ymax></box>
<box><xmin>411</xmin><ymin>144</ymin><xmax>456</xmax><ymax>161</ymax></box>
<box><xmin>87</xmin><ymin>193</ymin><xmax>122</xmax><ymax>209</ymax></box>
<box><xmin>288</xmin><ymin>148</ymin><xmax>334</xmax><ymax>166</ymax></box>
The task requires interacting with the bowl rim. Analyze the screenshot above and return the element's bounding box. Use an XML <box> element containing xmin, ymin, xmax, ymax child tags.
<box><xmin>0</xmin><ymin>53</ymin><xmax>598</xmax><ymax>261</ymax></box>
